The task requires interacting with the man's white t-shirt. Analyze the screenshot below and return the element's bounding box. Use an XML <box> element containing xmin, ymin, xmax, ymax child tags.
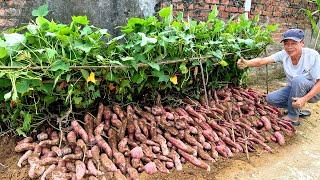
<box><xmin>271</xmin><ymin>48</ymin><xmax>320</xmax><ymax>86</ymax></box>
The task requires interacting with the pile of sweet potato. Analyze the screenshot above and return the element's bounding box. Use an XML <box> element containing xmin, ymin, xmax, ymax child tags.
<box><xmin>15</xmin><ymin>87</ymin><xmax>295</xmax><ymax>179</ymax></box>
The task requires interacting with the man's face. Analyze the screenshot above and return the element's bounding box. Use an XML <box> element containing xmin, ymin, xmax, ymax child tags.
<box><xmin>283</xmin><ymin>39</ymin><xmax>304</xmax><ymax>57</ymax></box>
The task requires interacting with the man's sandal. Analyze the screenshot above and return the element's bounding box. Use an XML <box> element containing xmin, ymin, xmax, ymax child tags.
<box><xmin>283</xmin><ymin>109</ymin><xmax>311</xmax><ymax>118</ymax></box>
<box><xmin>299</xmin><ymin>109</ymin><xmax>311</xmax><ymax>117</ymax></box>
<box><xmin>291</xmin><ymin>121</ymin><xmax>301</xmax><ymax>127</ymax></box>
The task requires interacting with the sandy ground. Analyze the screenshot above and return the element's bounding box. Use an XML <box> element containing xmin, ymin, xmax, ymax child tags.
<box><xmin>0</xmin><ymin>79</ymin><xmax>319</xmax><ymax>180</ymax></box>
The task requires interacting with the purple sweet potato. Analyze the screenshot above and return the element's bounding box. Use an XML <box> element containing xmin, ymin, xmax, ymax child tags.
<box><xmin>274</xmin><ymin>131</ymin><xmax>285</xmax><ymax>145</ymax></box>
<box><xmin>144</xmin><ymin>162</ymin><xmax>158</xmax><ymax>175</ymax></box>
<box><xmin>177</xmin><ymin>149</ymin><xmax>210</xmax><ymax>171</ymax></box>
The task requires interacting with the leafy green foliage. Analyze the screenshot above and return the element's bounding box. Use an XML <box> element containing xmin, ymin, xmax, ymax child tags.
<box><xmin>0</xmin><ymin>5</ymin><xmax>276</xmax><ymax>134</ymax></box>
<box><xmin>32</xmin><ymin>4</ymin><xmax>49</xmax><ymax>17</ymax></box>
<box><xmin>304</xmin><ymin>0</ymin><xmax>320</xmax><ymax>48</ymax></box>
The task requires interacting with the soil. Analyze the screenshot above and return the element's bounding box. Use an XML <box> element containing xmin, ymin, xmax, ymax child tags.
<box><xmin>0</xmin><ymin>135</ymin><xmax>29</xmax><ymax>179</ymax></box>
<box><xmin>1</xmin><ymin>79</ymin><xmax>319</xmax><ymax>180</ymax></box>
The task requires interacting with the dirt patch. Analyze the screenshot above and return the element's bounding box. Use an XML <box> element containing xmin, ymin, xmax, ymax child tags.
<box><xmin>0</xmin><ymin>136</ymin><xmax>29</xmax><ymax>180</ymax></box>
<box><xmin>1</xmin><ymin>78</ymin><xmax>319</xmax><ymax>180</ymax></box>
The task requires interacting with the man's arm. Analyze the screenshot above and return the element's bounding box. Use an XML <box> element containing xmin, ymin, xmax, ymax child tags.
<box><xmin>297</xmin><ymin>53</ymin><xmax>320</xmax><ymax>105</ymax></box>
<box><xmin>292</xmin><ymin>80</ymin><xmax>320</xmax><ymax>108</ymax></box>
<box><xmin>246</xmin><ymin>56</ymin><xmax>276</xmax><ymax>67</ymax></box>
<box><xmin>237</xmin><ymin>56</ymin><xmax>276</xmax><ymax>69</ymax></box>
<box><xmin>303</xmin><ymin>80</ymin><xmax>320</xmax><ymax>101</ymax></box>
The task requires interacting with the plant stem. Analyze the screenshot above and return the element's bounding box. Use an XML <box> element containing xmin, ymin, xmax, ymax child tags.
<box><xmin>199</xmin><ymin>58</ymin><xmax>209</xmax><ymax>108</ymax></box>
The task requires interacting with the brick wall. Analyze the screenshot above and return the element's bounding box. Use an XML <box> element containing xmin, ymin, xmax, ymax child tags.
<box><xmin>158</xmin><ymin>0</ymin><xmax>316</xmax><ymax>43</ymax></box>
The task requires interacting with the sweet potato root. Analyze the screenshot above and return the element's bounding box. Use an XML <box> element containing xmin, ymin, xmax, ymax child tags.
<box><xmin>39</xmin><ymin>157</ymin><xmax>60</xmax><ymax>166</ymax></box>
<box><xmin>152</xmin><ymin>146</ymin><xmax>161</xmax><ymax>153</ymax></box>
<box><xmin>164</xmin><ymin>133</ymin><xmax>196</xmax><ymax>155</ymax></box>
<box><xmin>113</xmin><ymin>104</ymin><xmax>125</xmax><ymax>120</ymax></box>
<box><xmin>107</xmin><ymin>128</ymin><xmax>119</xmax><ymax>152</ymax></box>
<box><xmin>146</xmin><ymin>140</ymin><xmax>159</xmax><ymax>147</ymax></box>
<box><xmin>215</xmin><ymin>144</ymin><xmax>232</xmax><ymax>158</ymax></box>
<box><xmin>15</xmin><ymin>142</ymin><xmax>37</xmax><ymax>152</ymax></box>
<box><xmin>67</xmin><ymin>131</ymin><xmax>77</xmax><ymax>144</ymax></box>
<box><xmin>96</xmin><ymin>103</ymin><xmax>104</xmax><ymax>126</ymax></box>
<box><xmin>130</xmin><ymin>146</ymin><xmax>144</xmax><ymax>159</ymax></box>
<box><xmin>260</xmin><ymin>116</ymin><xmax>272</xmax><ymax>131</ymax></box>
<box><xmin>185</xmin><ymin>105</ymin><xmax>206</xmax><ymax>122</ymax></box>
<box><xmin>131</xmin><ymin>158</ymin><xmax>143</xmax><ymax>169</ymax></box>
<box><xmin>17</xmin><ymin>150</ymin><xmax>33</xmax><ymax>167</ymax></box>
<box><xmin>144</xmin><ymin>162</ymin><xmax>158</xmax><ymax>175</ymax></box>
<box><xmin>249</xmin><ymin>138</ymin><xmax>272</xmax><ymax>152</ymax></box>
<box><xmin>184</xmin><ymin>130</ymin><xmax>202</xmax><ymax>147</ymax></box>
<box><xmin>95</xmin><ymin>135</ymin><xmax>112</xmax><ymax>158</ymax></box>
<box><xmin>138</xmin><ymin>118</ymin><xmax>149</xmax><ymax>138</ymax></box>
<box><xmin>37</xmin><ymin>132</ymin><xmax>49</xmax><ymax>141</ymax></box>
<box><xmin>118</xmin><ymin>116</ymin><xmax>128</xmax><ymax>141</ymax></box>
<box><xmin>94</xmin><ymin>123</ymin><xmax>104</xmax><ymax>137</ymax></box>
<box><xmin>153</xmin><ymin>134</ymin><xmax>169</xmax><ymax>156</ymax></box>
<box><xmin>71</xmin><ymin>120</ymin><xmax>89</xmax><ymax>144</ymax></box>
<box><xmin>154</xmin><ymin>159</ymin><xmax>169</xmax><ymax>173</ymax></box>
<box><xmin>101</xmin><ymin>153</ymin><xmax>118</xmax><ymax>172</ymax></box>
<box><xmin>51</xmin><ymin>146</ymin><xmax>63</xmax><ymax>157</ymax></box>
<box><xmin>113</xmin><ymin>170</ymin><xmax>127</xmax><ymax>180</ymax></box>
<box><xmin>66</xmin><ymin>161</ymin><xmax>76</xmax><ymax>172</ymax></box>
<box><xmin>63</xmin><ymin>147</ymin><xmax>83</xmax><ymax>160</ymax></box>
<box><xmin>141</xmin><ymin>144</ymin><xmax>156</xmax><ymax>159</ymax></box>
<box><xmin>111</xmin><ymin>114</ymin><xmax>122</xmax><ymax>129</ymax></box>
<box><xmin>178</xmin><ymin>149</ymin><xmax>210</xmax><ymax>171</ymax></box>
<box><xmin>127</xmin><ymin>166</ymin><xmax>139</xmax><ymax>180</ymax></box>
<box><xmin>274</xmin><ymin>131</ymin><xmax>285</xmax><ymax>145</ymax></box>
<box><xmin>103</xmin><ymin>106</ymin><xmax>112</xmax><ymax>130</ymax></box>
<box><xmin>118</xmin><ymin>137</ymin><xmax>129</xmax><ymax>154</ymax></box>
<box><xmin>87</xmin><ymin>159</ymin><xmax>104</xmax><ymax>176</ymax></box>
<box><xmin>75</xmin><ymin>160</ymin><xmax>86</xmax><ymax>180</ymax></box>
<box><xmin>197</xmin><ymin>147</ymin><xmax>214</xmax><ymax>162</ymax></box>
<box><xmin>51</xmin><ymin>171</ymin><xmax>74</xmax><ymax>180</ymax></box>
<box><xmin>113</xmin><ymin>151</ymin><xmax>126</xmax><ymax>173</ymax></box>
<box><xmin>28</xmin><ymin>163</ymin><xmax>46</xmax><ymax>179</ymax></box>
<box><xmin>151</xmin><ymin>105</ymin><xmax>165</xmax><ymax>116</ymax></box>
<box><xmin>84</xmin><ymin>113</ymin><xmax>96</xmax><ymax>144</ymax></box>
<box><xmin>40</xmin><ymin>164</ymin><xmax>56</xmax><ymax>180</ymax></box>
<box><xmin>14</xmin><ymin>87</ymin><xmax>290</xmax><ymax>177</ymax></box>
<box><xmin>17</xmin><ymin>137</ymin><xmax>33</xmax><ymax>145</ymax></box>
<box><xmin>39</xmin><ymin>137</ymin><xmax>59</xmax><ymax>147</ymax></box>
<box><xmin>165</xmin><ymin>161</ymin><xmax>175</xmax><ymax>169</ymax></box>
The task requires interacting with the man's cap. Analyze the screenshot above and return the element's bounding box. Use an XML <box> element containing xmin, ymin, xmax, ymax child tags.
<box><xmin>280</xmin><ymin>28</ymin><xmax>304</xmax><ymax>43</ymax></box>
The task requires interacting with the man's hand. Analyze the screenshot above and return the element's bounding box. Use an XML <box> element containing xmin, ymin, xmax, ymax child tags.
<box><xmin>237</xmin><ymin>58</ymin><xmax>249</xmax><ymax>69</ymax></box>
<box><xmin>292</xmin><ymin>97</ymin><xmax>307</xmax><ymax>109</ymax></box>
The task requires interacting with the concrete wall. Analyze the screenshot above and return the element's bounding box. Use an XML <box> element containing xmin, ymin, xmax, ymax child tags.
<box><xmin>0</xmin><ymin>0</ymin><xmax>158</xmax><ymax>35</ymax></box>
